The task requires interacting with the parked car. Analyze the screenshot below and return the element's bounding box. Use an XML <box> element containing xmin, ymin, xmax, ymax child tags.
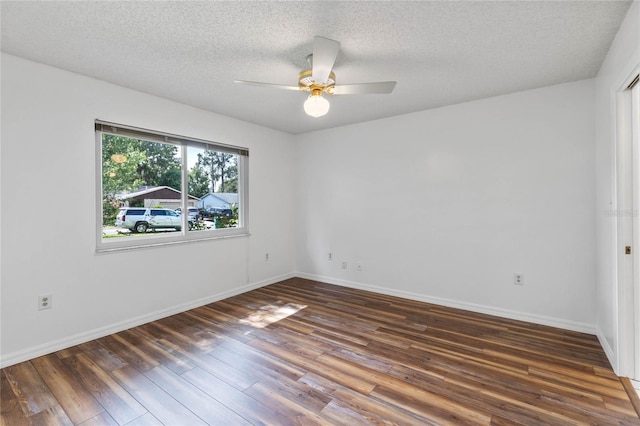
<box><xmin>115</xmin><ymin>207</ymin><xmax>182</xmax><ymax>233</ymax></box>
<box><xmin>204</xmin><ymin>207</ymin><xmax>233</xmax><ymax>217</ymax></box>
<box><xmin>175</xmin><ymin>207</ymin><xmax>200</xmax><ymax>221</ymax></box>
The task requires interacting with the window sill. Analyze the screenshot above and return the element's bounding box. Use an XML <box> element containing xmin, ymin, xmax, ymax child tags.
<box><xmin>96</xmin><ymin>230</ymin><xmax>250</xmax><ymax>254</ymax></box>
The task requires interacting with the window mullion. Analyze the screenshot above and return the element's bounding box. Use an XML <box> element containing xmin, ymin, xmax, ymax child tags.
<box><xmin>181</xmin><ymin>144</ymin><xmax>188</xmax><ymax>234</ymax></box>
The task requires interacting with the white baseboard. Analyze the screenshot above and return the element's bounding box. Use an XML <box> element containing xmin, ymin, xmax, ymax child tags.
<box><xmin>0</xmin><ymin>272</ymin><xmax>294</xmax><ymax>369</ymax></box>
<box><xmin>596</xmin><ymin>326</ymin><xmax>618</xmax><ymax>373</ymax></box>
<box><xmin>296</xmin><ymin>272</ymin><xmax>596</xmax><ymax>335</ymax></box>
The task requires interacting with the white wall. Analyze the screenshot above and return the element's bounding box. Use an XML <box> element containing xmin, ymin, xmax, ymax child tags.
<box><xmin>296</xmin><ymin>79</ymin><xmax>597</xmax><ymax>332</ymax></box>
<box><xmin>594</xmin><ymin>1</ymin><xmax>640</xmax><ymax>375</ymax></box>
<box><xmin>0</xmin><ymin>53</ymin><xmax>297</xmax><ymax>367</ymax></box>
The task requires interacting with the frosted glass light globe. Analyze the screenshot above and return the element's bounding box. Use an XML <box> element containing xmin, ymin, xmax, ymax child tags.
<box><xmin>303</xmin><ymin>94</ymin><xmax>330</xmax><ymax>117</ymax></box>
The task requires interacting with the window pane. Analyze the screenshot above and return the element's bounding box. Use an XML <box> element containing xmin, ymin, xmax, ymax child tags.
<box><xmin>101</xmin><ymin>134</ymin><xmax>183</xmax><ymax>240</ymax></box>
<box><xmin>187</xmin><ymin>146</ymin><xmax>240</xmax><ymax>232</ymax></box>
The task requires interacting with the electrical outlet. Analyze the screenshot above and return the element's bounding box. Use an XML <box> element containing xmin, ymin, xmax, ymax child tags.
<box><xmin>341</xmin><ymin>261</ymin><xmax>348</xmax><ymax>270</ymax></box>
<box><xmin>356</xmin><ymin>262</ymin><xmax>363</xmax><ymax>271</ymax></box>
<box><xmin>38</xmin><ymin>294</ymin><xmax>52</xmax><ymax>310</ymax></box>
<box><xmin>328</xmin><ymin>252</ymin><xmax>333</xmax><ymax>261</ymax></box>
<box><xmin>514</xmin><ymin>273</ymin><xmax>524</xmax><ymax>285</ymax></box>
<box><xmin>265</xmin><ymin>253</ymin><xmax>270</xmax><ymax>261</ymax></box>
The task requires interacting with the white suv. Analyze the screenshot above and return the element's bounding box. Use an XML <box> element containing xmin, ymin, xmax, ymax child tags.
<box><xmin>115</xmin><ymin>207</ymin><xmax>182</xmax><ymax>233</ymax></box>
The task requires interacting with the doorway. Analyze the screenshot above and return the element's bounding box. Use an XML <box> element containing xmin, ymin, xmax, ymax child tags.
<box><xmin>616</xmin><ymin>71</ymin><xmax>639</xmax><ymax>382</ymax></box>
<box><xmin>632</xmin><ymin>75</ymin><xmax>639</xmax><ymax>382</ymax></box>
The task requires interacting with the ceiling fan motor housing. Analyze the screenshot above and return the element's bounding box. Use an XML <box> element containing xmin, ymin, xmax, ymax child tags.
<box><xmin>298</xmin><ymin>69</ymin><xmax>336</xmax><ymax>94</ymax></box>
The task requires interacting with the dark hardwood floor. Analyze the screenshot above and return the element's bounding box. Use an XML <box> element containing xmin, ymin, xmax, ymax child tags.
<box><xmin>2</xmin><ymin>278</ymin><xmax>639</xmax><ymax>425</ymax></box>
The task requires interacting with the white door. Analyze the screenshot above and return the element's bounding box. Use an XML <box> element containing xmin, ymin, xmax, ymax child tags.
<box><xmin>632</xmin><ymin>80</ymin><xmax>640</xmax><ymax>381</ymax></box>
<box><xmin>616</xmin><ymin>73</ymin><xmax>639</xmax><ymax>380</ymax></box>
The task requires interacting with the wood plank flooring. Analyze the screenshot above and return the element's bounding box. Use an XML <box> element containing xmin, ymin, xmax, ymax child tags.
<box><xmin>2</xmin><ymin>278</ymin><xmax>639</xmax><ymax>425</ymax></box>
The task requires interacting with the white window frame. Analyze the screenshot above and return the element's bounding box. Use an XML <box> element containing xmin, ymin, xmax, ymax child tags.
<box><xmin>95</xmin><ymin>120</ymin><xmax>249</xmax><ymax>252</ymax></box>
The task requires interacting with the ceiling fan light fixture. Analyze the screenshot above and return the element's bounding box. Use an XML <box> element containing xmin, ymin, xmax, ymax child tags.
<box><xmin>234</xmin><ymin>36</ymin><xmax>396</xmax><ymax>120</ymax></box>
<box><xmin>303</xmin><ymin>92</ymin><xmax>330</xmax><ymax>117</ymax></box>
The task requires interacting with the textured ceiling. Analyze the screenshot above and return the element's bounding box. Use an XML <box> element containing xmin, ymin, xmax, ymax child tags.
<box><xmin>0</xmin><ymin>1</ymin><xmax>633</xmax><ymax>134</ymax></box>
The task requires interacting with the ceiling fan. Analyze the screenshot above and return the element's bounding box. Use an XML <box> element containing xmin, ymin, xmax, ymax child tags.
<box><xmin>234</xmin><ymin>36</ymin><xmax>396</xmax><ymax>118</ymax></box>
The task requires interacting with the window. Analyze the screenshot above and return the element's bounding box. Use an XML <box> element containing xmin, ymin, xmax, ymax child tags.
<box><xmin>96</xmin><ymin>120</ymin><xmax>249</xmax><ymax>251</ymax></box>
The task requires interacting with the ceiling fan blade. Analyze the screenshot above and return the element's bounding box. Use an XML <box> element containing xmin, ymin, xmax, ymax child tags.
<box><xmin>311</xmin><ymin>36</ymin><xmax>340</xmax><ymax>85</ymax></box>
<box><xmin>332</xmin><ymin>81</ymin><xmax>397</xmax><ymax>95</ymax></box>
<box><xmin>234</xmin><ymin>80</ymin><xmax>300</xmax><ymax>91</ymax></box>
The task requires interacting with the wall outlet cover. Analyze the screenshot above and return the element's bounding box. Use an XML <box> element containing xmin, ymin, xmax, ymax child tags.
<box><xmin>38</xmin><ymin>294</ymin><xmax>53</xmax><ymax>310</ymax></box>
